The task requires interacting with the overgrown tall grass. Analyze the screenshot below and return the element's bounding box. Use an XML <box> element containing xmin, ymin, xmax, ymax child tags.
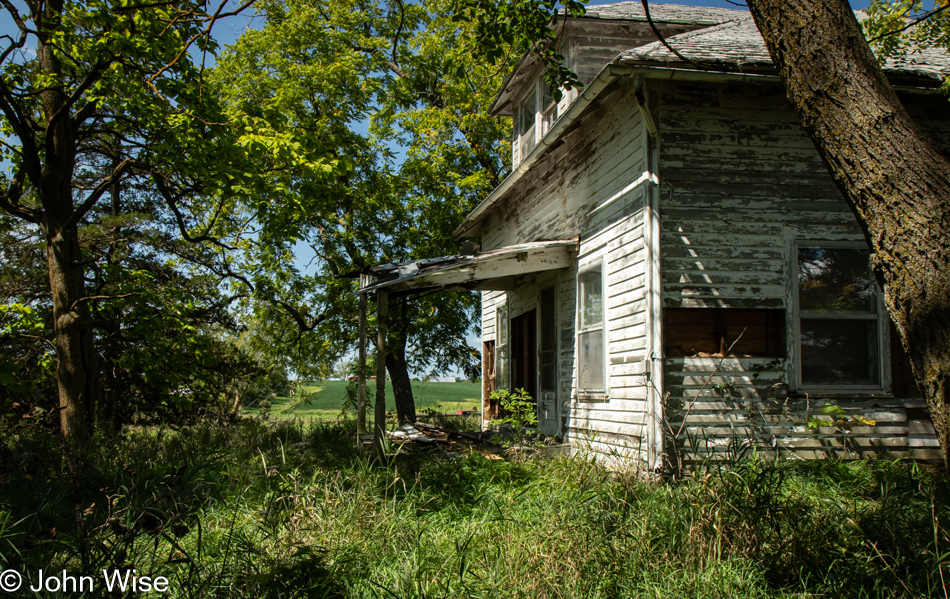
<box><xmin>1</xmin><ymin>420</ymin><xmax>947</xmax><ymax>598</ymax></box>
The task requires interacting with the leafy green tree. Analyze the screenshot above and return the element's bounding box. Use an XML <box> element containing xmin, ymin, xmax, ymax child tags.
<box><xmin>215</xmin><ymin>0</ymin><xmax>514</xmax><ymax>423</ymax></box>
<box><xmin>0</xmin><ymin>0</ymin><xmax>348</xmax><ymax>437</ymax></box>
<box><xmin>0</xmin><ymin>169</ymin><xmax>276</xmax><ymax>430</ymax></box>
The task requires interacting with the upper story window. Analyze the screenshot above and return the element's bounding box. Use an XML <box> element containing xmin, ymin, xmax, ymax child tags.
<box><xmin>512</xmin><ymin>77</ymin><xmax>560</xmax><ymax>167</ymax></box>
<box><xmin>515</xmin><ymin>88</ymin><xmax>537</xmax><ymax>160</ymax></box>
<box><xmin>796</xmin><ymin>244</ymin><xmax>885</xmax><ymax>390</ymax></box>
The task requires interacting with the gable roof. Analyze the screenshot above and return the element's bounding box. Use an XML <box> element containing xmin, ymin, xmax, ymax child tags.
<box><xmin>457</xmin><ymin>7</ymin><xmax>950</xmax><ymax>239</ymax></box>
<box><xmin>488</xmin><ymin>2</ymin><xmax>745</xmax><ymax>116</ymax></box>
<box><xmin>582</xmin><ymin>2</ymin><xmax>743</xmax><ymax>25</ymax></box>
<box><xmin>616</xmin><ymin>14</ymin><xmax>950</xmax><ymax>82</ymax></box>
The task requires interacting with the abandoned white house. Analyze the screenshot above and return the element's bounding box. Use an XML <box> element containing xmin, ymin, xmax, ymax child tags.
<box><xmin>359</xmin><ymin>3</ymin><xmax>949</xmax><ymax>468</ymax></box>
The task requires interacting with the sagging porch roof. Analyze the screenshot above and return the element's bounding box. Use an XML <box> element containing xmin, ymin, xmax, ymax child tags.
<box><xmin>358</xmin><ymin>239</ymin><xmax>578</xmax><ymax>297</ymax></box>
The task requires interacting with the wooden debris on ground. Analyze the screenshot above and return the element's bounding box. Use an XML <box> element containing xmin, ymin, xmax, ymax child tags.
<box><xmin>378</xmin><ymin>421</ymin><xmax>505</xmax><ymax>459</ymax></box>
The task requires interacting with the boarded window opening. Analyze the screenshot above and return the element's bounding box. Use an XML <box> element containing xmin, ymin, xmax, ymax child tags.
<box><xmin>664</xmin><ymin>308</ymin><xmax>785</xmax><ymax>357</ymax></box>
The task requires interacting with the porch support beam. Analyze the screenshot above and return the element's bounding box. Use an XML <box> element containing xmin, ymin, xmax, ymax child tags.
<box><xmin>357</xmin><ymin>292</ymin><xmax>368</xmax><ymax>435</ymax></box>
<box><xmin>373</xmin><ymin>290</ymin><xmax>389</xmax><ymax>456</ymax></box>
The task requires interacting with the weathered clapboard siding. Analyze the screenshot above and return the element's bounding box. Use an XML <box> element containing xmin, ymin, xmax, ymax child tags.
<box><xmin>479</xmin><ymin>76</ymin><xmax>652</xmax><ymax>464</ymax></box>
<box><xmin>655</xmin><ymin>79</ymin><xmax>941</xmax><ymax>467</ymax></box>
<box><xmin>567</xmin><ymin>205</ymin><xmax>649</xmax><ymax>465</ymax></box>
<box><xmin>656</xmin><ymin>80</ymin><xmax>857</xmax><ymax>312</ymax></box>
<box><xmin>566</xmin><ymin>20</ymin><xmax>700</xmax><ymax>85</ymax></box>
<box><xmin>664</xmin><ymin>356</ymin><xmax>941</xmax><ymax>463</ymax></box>
<box><xmin>484</xmin><ymin>78</ymin><xmax>647</xmax><ymax>249</ymax></box>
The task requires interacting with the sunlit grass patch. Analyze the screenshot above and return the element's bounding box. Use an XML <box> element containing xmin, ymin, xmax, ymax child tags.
<box><xmin>244</xmin><ymin>380</ymin><xmax>481</xmax><ymax>421</ymax></box>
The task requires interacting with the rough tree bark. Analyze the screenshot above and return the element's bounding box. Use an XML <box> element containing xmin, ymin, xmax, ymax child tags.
<box><xmin>747</xmin><ymin>0</ymin><xmax>950</xmax><ymax>464</ymax></box>
<box><xmin>385</xmin><ymin>350</ymin><xmax>416</xmax><ymax>424</ymax></box>
<box><xmin>46</xmin><ymin>222</ymin><xmax>100</xmax><ymax>439</ymax></box>
<box><xmin>386</xmin><ymin>302</ymin><xmax>417</xmax><ymax>424</ymax></box>
<box><xmin>35</xmin><ymin>1</ymin><xmax>102</xmax><ymax>439</ymax></box>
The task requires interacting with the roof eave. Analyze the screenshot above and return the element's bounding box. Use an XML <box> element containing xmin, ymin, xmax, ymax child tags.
<box><xmin>454</xmin><ymin>64</ymin><xmax>785</xmax><ymax>240</ymax></box>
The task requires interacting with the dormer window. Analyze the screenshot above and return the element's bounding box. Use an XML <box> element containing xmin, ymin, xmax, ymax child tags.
<box><xmin>515</xmin><ymin>88</ymin><xmax>537</xmax><ymax>159</ymax></box>
<box><xmin>513</xmin><ymin>77</ymin><xmax>560</xmax><ymax>167</ymax></box>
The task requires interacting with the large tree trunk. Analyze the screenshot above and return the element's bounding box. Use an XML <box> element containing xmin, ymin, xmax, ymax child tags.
<box><xmin>386</xmin><ymin>346</ymin><xmax>416</xmax><ymax>424</ymax></box>
<box><xmin>747</xmin><ymin>0</ymin><xmax>950</xmax><ymax>464</ymax></box>
<box><xmin>35</xmin><ymin>2</ymin><xmax>101</xmax><ymax>440</ymax></box>
<box><xmin>46</xmin><ymin>217</ymin><xmax>100</xmax><ymax>439</ymax></box>
<box><xmin>384</xmin><ymin>300</ymin><xmax>416</xmax><ymax>424</ymax></box>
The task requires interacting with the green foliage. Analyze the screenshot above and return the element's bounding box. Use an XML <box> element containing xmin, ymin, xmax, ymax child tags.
<box><xmin>807</xmin><ymin>403</ymin><xmax>878</xmax><ymax>428</ymax></box>
<box><xmin>1</xmin><ymin>423</ymin><xmax>948</xmax><ymax>598</ymax></box>
<box><xmin>212</xmin><ymin>0</ymin><xmax>519</xmax><ymax>387</ymax></box>
<box><xmin>490</xmin><ymin>387</ymin><xmax>538</xmax><ymax>428</ymax></box>
<box><xmin>453</xmin><ymin>0</ymin><xmax>587</xmax><ymax>97</ymax></box>
<box><xmin>0</xmin><ymin>0</ymin><xmax>327</xmax><ymax>429</ymax></box>
<box><xmin>864</xmin><ymin>1</ymin><xmax>950</xmax><ymax>94</ymax></box>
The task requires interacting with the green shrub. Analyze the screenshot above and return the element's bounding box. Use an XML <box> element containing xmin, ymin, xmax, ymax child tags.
<box><xmin>490</xmin><ymin>387</ymin><xmax>537</xmax><ymax>428</ymax></box>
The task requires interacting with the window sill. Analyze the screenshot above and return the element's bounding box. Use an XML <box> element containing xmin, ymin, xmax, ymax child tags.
<box><xmin>789</xmin><ymin>391</ymin><xmax>891</xmax><ymax>400</ymax></box>
<box><xmin>575</xmin><ymin>392</ymin><xmax>609</xmax><ymax>402</ymax></box>
<box><xmin>786</xmin><ymin>394</ymin><xmax>927</xmax><ymax>410</ymax></box>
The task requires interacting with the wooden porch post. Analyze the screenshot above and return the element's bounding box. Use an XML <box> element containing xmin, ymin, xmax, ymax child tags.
<box><xmin>357</xmin><ymin>292</ymin><xmax>368</xmax><ymax>435</ymax></box>
<box><xmin>373</xmin><ymin>290</ymin><xmax>389</xmax><ymax>456</ymax></box>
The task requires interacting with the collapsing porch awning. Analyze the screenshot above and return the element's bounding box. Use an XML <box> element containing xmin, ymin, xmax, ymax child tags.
<box><xmin>354</xmin><ymin>238</ymin><xmax>577</xmax><ymax>454</ymax></box>
<box><xmin>357</xmin><ymin>238</ymin><xmax>579</xmax><ymax>297</ymax></box>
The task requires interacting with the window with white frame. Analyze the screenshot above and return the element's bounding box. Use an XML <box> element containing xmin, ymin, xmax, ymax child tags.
<box><xmin>540</xmin><ymin>82</ymin><xmax>557</xmax><ymax>136</ymax></box>
<box><xmin>512</xmin><ymin>77</ymin><xmax>559</xmax><ymax>167</ymax></box>
<box><xmin>496</xmin><ymin>303</ymin><xmax>509</xmax><ymax>391</ymax></box>
<box><xmin>796</xmin><ymin>244</ymin><xmax>885</xmax><ymax>389</ymax></box>
<box><xmin>514</xmin><ymin>88</ymin><xmax>537</xmax><ymax>160</ymax></box>
<box><xmin>577</xmin><ymin>264</ymin><xmax>605</xmax><ymax>394</ymax></box>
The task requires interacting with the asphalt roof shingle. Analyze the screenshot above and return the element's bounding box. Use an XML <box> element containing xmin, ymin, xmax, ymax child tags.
<box><xmin>615</xmin><ymin>13</ymin><xmax>950</xmax><ymax>81</ymax></box>
<box><xmin>582</xmin><ymin>2</ymin><xmax>744</xmax><ymax>25</ymax></box>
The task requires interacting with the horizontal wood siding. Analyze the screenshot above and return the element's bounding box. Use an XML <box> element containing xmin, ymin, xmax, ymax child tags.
<box><xmin>568</xmin><ymin>21</ymin><xmax>699</xmax><ymax>85</ymax></box>
<box><xmin>483</xmin><ymin>78</ymin><xmax>647</xmax><ymax>249</ymax></box>
<box><xmin>656</xmin><ymin>79</ymin><xmax>941</xmax><ymax>467</ymax></box>
<box><xmin>569</xmin><ymin>210</ymin><xmax>650</xmax><ymax>467</ymax></box>
<box><xmin>665</xmin><ymin>356</ymin><xmax>942</xmax><ymax>463</ymax></box>
<box><xmin>480</xmin><ymin>77</ymin><xmax>651</xmax><ymax>465</ymax></box>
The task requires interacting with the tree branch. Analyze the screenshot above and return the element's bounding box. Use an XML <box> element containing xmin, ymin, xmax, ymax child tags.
<box><xmin>69</xmin><ymin>292</ymin><xmax>141</xmax><ymax>312</ymax></box>
<box><xmin>0</xmin><ymin>167</ymin><xmax>40</xmax><ymax>223</ymax></box>
<box><xmin>390</xmin><ymin>0</ymin><xmax>406</xmax><ymax>67</ymax></box>
<box><xmin>641</xmin><ymin>0</ymin><xmax>722</xmax><ymax>72</ymax></box>
<box><xmin>147</xmin><ymin>0</ymin><xmax>257</xmax><ymax>87</ymax></box>
<box><xmin>867</xmin><ymin>3</ymin><xmax>950</xmax><ymax>43</ymax></box>
<box><xmin>273</xmin><ymin>298</ymin><xmax>327</xmax><ymax>333</ymax></box>
<box><xmin>66</xmin><ymin>158</ymin><xmax>132</xmax><ymax>227</ymax></box>
<box><xmin>152</xmin><ymin>173</ymin><xmax>236</xmax><ymax>250</ymax></box>
<box><xmin>45</xmin><ymin>55</ymin><xmax>115</xmax><ymax>141</ymax></box>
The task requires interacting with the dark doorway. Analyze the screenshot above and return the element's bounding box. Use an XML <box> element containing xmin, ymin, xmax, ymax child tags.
<box><xmin>511</xmin><ymin>309</ymin><xmax>538</xmax><ymax>403</ymax></box>
<box><xmin>538</xmin><ymin>287</ymin><xmax>559</xmax><ymax>435</ymax></box>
